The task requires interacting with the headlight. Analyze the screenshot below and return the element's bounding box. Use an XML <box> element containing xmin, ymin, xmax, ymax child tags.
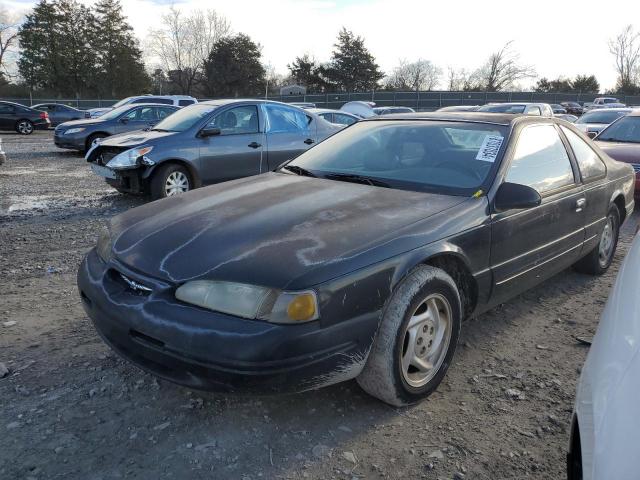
<box><xmin>106</xmin><ymin>146</ymin><xmax>154</xmax><ymax>170</ymax></box>
<box><xmin>64</xmin><ymin>127</ymin><xmax>85</xmax><ymax>135</ymax></box>
<box><xmin>96</xmin><ymin>226</ymin><xmax>113</xmax><ymax>263</ymax></box>
<box><xmin>175</xmin><ymin>281</ymin><xmax>319</xmax><ymax>324</ymax></box>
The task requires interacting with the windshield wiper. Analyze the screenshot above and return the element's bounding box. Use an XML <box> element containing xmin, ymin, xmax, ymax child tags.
<box><xmin>282</xmin><ymin>165</ymin><xmax>316</xmax><ymax>177</ymax></box>
<box><xmin>150</xmin><ymin>128</ymin><xmax>172</xmax><ymax>132</ymax></box>
<box><xmin>323</xmin><ymin>173</ymin><xmax>391</xmax><ymax>188</ymax></box>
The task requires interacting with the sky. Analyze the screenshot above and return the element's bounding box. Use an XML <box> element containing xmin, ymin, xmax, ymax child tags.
<box><xmin>6</xmin><ymin>0</ymin><xmax>640</xmax><ymax>90</ymax></box>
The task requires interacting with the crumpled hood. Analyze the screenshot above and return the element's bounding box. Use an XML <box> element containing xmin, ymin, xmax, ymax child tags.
<box><xmin>109</xmin><ymin>173</ymin><xmax>467</xmax><ymax>288</ymax></box>
<box><xmin>57</xmin><ymin>118</ymin><xmax>105</xmax><ymax>129</ymax></box>
<box><xmin>99</xmin><ymin>129</ymin><xmax>176</xmax><ymax>148</ymax></box>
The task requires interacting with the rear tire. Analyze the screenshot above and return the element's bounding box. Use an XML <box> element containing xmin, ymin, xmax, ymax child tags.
<box><xmin>16</xmin><ymin>120</ymin><xmax>34</xmax><ymax>135</ymax></box>
<box><xmin>149</xmin><ymin>163</ymin><xmax>192</xmax><ymax>200</ymax></box>
<box><xmin>357</xmin><ymin>265</ymin><xmax>461</xmax><ymax>406</ymax></box>
<box><xmin>574</xmin><ymin>205</ymin><xmax>620</xmax><ymax>275</ymax></box>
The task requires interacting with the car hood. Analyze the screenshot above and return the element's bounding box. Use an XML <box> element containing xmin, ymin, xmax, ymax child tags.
<box><xmin>58</xmin><ymin>118</ymin><xmax>106</xmax><ymax>129</ymax></box>
<box><xmin>595</xmin><ymin>141</ymin><xmax>640</xmax><ymax>164</ymax></box>
<box><xmin>108</xmin><ymin>173</ymin><xmax>468</xmax><ymax>289</ymax></box>
<box><xmin>98</xmin><ymin>129</ymin><xmax>177</xmax><ymax>148</ymax></box>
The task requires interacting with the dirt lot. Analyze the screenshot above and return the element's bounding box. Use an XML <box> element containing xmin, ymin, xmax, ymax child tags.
<box><xmin>0</xmin><ymin>130</ymin><xmax>637</xmax><ymax>480</ymax></box>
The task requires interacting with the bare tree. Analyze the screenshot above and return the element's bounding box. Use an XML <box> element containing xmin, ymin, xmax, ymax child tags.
<box><xmin>446</xmin><ymin>67</ymin><xmax>479</xmax><ymax>91</ymax></box>
<box><xmin>608</xmin><ymin>25</ymin><xmax>640</xmax><ymax>92</ymax></box>
<box><xmin>146</xmin><ymin>6</ymin><xmax>230</xmax><ymax>95</ymax></box>
<box><xmin>385</xmin><ymin>59</ymin><xmax>441</xmax><ymax>91</ymax></box>
<box><xmin>0</xmin><ymin>5</ymin><xmax>20</xmax><ymax>80</ymax></box>
<box><xmin>475</xmin><ymin>41</ymin><xmax>535</xmax><ymax>91</ymax></box>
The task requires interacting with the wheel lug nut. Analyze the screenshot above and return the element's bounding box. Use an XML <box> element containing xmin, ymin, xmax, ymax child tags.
<box><xmin>422</xmin><ymin>325</ymin><xmax>428</xmax><ymax>333</ymax></box>
<box><xmin>417</xmin><ymin>337</ymin><xmax>423</xmax><ymax>345</ymax></box>
<box><xmin>421</xmin><ymin>347</ymin><xmax>426</xmax><ymax>354</ymax></box>
<box><xmin>430</xmin><ymin>327</ymin><xmax>434</xmax><ymax>334</ymax></box>
<box><xmin>428</xmin><ymin>340</ymin><xmax>433</xmax><ymax>347</ymax></box>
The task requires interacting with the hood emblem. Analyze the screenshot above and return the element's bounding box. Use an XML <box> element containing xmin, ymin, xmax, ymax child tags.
<box><xmin>120</xmin><ymin>273</ymin><xmax>152</xmax><ymax>293</ymax></box>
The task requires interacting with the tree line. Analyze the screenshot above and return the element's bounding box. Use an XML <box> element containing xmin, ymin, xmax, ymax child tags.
<box><xmin>2</xmin><ymin>0</ymin><xmax>640</xmax><ymax>99</ymax></box>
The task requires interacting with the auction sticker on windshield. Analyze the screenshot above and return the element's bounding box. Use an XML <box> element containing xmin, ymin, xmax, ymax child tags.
<box><xmin>475</xmin><ymin>135</ymin><xmax>504</xmax><ymax>162</ymax></box>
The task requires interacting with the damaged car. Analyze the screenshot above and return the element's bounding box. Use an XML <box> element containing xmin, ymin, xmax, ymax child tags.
<box><xmin>78</xmin><ymin>112</ymin><xmax>635</xmax><ymax>406</ymax></box>
<box><xmin>85</xmin><ymin>99</ymin><xmax>342</xmax><ymax>200</ymax></box>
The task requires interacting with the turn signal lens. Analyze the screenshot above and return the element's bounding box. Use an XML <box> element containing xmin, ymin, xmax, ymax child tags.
<box><xmin>286</xmin><ymin>293</ymin><xmax>317</xmax><ymax>321</ymax></box>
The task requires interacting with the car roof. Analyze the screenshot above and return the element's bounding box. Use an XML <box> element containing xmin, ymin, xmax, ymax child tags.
<box><xmin>119</xmin><ymin>103</ymin><xmax>180</xmax><ymax>109</ymax></box>
<box><xmin>583</xmin><ymin>107</ymin><xmax>633</xmax><ymax>113</ymax></box>
<box><xmin>200</xmin><ymin>99</ymin><xmax>311</xmax><ymax>108</ymax></box>
<box><xmin>361</xmin><ymin>111</ymin><xmax>541</xmax><ymax>126</ymax></box>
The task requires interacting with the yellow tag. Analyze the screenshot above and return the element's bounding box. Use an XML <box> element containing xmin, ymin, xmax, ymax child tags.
<box><xmin>472</xmin><ymin>189</ymin><xmax>483</xmax><ymax>198</ymax></box>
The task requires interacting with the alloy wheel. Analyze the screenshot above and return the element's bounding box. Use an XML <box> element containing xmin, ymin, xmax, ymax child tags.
<box><xmin>400</xmin><ymin>293</ymin><xmax>453</xmax><ymax>388</ymax></box>
<box><xmin>17</xmin><ymin>121</ymin><xmax>33</xmax><ymax>135</ymax></box>
<box><xmin>164</xmin><ymin>171</ymin><xmax>190</xmax><ymax>196</ymax></box>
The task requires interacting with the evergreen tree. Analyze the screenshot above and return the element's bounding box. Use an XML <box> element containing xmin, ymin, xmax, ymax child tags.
<box><xmin>571</xmin><ymin>74</ymin><xmax>600</xmax><ymax>93</ymax></box>
<box><xmin>93</xmin><ymin>0</ymin><xmax>149</xmax><ymax>97</ymax></box>
<box><xmin>287</xmin><ymin>54</ymin><xmax>329</xmax><ymax>92</ymax></box>
<box><xmin>324</xmin><ymin>28</ymin><xmax>384</xmax><ymax>91</ymax></box>
<box><xmin>203</xmin><ymin>34</ymin><xmax>265</xmax><ymax>98</ymax></box>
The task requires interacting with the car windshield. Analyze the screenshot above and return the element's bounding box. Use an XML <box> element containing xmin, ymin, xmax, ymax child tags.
<box><xmin>576</xmin><ymin>110</ymin><xmax>628</xmax><ymax>124</ymax></box>
<box><xmin>597</xmin><ymin>116</ymin><xmax>640</xmax><ymax>143</ymax></box>
<box><xmin>111</xmin><ymin>97</ymin><xmax>135</xmax><ymax>109</ymax></box>
<box><xmin>99</xmin><ymin>105</ymin><xmax>143</xmax><ymax>121</ymax></box>
<box><xmin>285</xmin><ymin>120</ymin><xmax>508</xmax><ymax>195</ymax></box>
<box><xmin>152</xmin><ymin>104</ymin><xmax>218</xmax><ymax>132</ymax></box>
<box><xmin>478</xmin><ymin>104</ymin><xmax>526</xmax><ymax>113</ymax></box>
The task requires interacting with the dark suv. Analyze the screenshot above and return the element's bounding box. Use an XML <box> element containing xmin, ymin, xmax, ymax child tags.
<box><xmin>86</xmin><ymin>99</ymin><xmax>342</xmax><ymax>199</ymax></box>
<box><xmin>0</xmin><ymin>101</ymin><xmax>50</xmax><ymax>134</ymax></box>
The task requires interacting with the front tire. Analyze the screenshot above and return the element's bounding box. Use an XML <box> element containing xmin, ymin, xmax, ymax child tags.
<box><xmin>85</xmin><ymin>133</ymin><xmax>108</xmax><ymax>152</ymax></box>
<box><xmin>357</xmin><ymin>265</ymin><xmax>461</xmax><ymax>406</ymax></box>
<box><xmin>16</xmin><ymin>120</ymin><xmax>34</xmax><ymax>135</ymax></box>
<box><xmin>574</xmin><ymin>205</ymin><xmax>620</xmax><ymax>275</ymax></box>
<box><xmin>149</xmin><ymin>163</ymin><xmax>192</xmax><ymax>200</ymax></box>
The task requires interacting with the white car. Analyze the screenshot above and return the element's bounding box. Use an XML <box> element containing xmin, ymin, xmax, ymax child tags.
<box><xmin>85</xmin><ymin>95</ymin><xmax>197</xmax><ymax>119</ymax></box>
<box><xmin>477</xmin><ymin>102</ymin><xmax>554</xmax><ymax>117</ymax></box>
<box><xmin>568</xmin><ymin>230</ymin><xmax>640</xmax><ymax>480</ymax></box>
<box><xmin>584</xmin><ymin>97</ymin><xmax>626</xmax><ymax>112</ymax></box>
<box><xmin>574</xmin><ymin>108</ymin><xmax>633</xmax><ymax>137</ymax></box>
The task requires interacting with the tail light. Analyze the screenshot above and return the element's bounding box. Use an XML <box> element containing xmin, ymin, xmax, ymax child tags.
<box><xmin>39</xmin><ymin>111</ymin><xmax>48</xmax><ymax>119</ymax></box>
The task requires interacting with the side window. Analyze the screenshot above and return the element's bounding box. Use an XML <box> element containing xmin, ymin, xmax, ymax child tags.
<box><xmin>179</xmin><ymin>99</ymin><xmax>195</xmax><ymax>106</ymax></box>
<box><xmin>334</xmin><ymin>114</ymin><xmax>356</xmax><ymax>125</ymax></box>
<box><xmin>506</xmin><ymin>125</ymin><xmax>575</xmax><ymax>194</ymax></box>
<box><xmin>526</xmin><ymin>106</ymin><xmax>541</xmax><ymax>116</ymax></box>
<box><xmin>157</xmin><ymin>107</ymin><xmax>176</xmax><ymax>120</ymax></box>
<box><xmin>265</xmin><ymin>104</ymin><xmax>310</xmax><ymax>134</ymax></box>
<box><xmin>123</xmin><ymin>107</ymin><xmax>154</xmax><ymax>121</ymax></box>
<box><xmin>151</xmin><ymin>98</ymin><xmax>173</xmax><ymax>105</ymax></box>
<box><xmin>561</xmin><ymin>126</ymin><xmax>606</xmax><ymax>180</ymax></box>
<box><xmin>320</xmin><ymin>112</ymin><xmax>333</xmax><ymax>123</ymax></box>
<box><xmin>208</xmin><ymin>105</ymin><xmax>259</xmax><ymax>135</ymax></box>
<box><xmin>0</xmin><ymin>104</ymin><xmax>15</xmax><ymax>114</ymax></box>
<box><xmin>131</xmin><ymin>98</ymin><xmax>148</xmax><ymax>104</ymax></box>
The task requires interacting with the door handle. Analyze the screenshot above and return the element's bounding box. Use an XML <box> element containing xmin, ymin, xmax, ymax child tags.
<box><xmin>248</xmin><ymin>142</ymin><xmax>261</xmax><ymax>149</ymax></box>
<box><xmin>304</xmin><ymin>138</ymin><xmax>315</xmax><ymax>145</ymax></box>
<box><xmin>575</xmin><ymin>198</ymin><xmax>586</xmax><ymax>212</ymax></box>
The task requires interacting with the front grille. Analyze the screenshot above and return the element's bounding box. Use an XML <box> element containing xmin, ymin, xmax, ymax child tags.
<box><xmin>95</xmin><ymin>147</ymin><xmax>125</xmax><ymax>166</ymax></box>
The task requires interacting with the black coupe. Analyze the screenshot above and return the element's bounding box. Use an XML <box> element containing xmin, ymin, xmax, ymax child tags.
<box><xmin>78</xmin><ymin>113</ymin><xmax>635</xmax><ymax>406</ymax></box>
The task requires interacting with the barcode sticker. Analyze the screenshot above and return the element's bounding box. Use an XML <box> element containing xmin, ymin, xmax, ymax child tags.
<box><xmin>475</xmin><ymin>135</ymin><xmax>504</xmax><ymax>162</ymax></box>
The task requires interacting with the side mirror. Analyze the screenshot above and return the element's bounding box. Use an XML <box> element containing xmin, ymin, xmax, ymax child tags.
<box><xmin>120</xmin><ymin>117</ymin><xmax>129</xmax><ymax>124</ymax></box>
<box><xmin>586</xmin><ymin>131</ymin><xmax>597</xmax><ymax>139</ymax></box>
<box><xmin>199</xmin><ymin>127</ymin><xmax>221</xmax><ymax>138</ymax></box>
<box><xmin>494</xmin><ymin>182</ymin><xmax>541</xmax><ymax>212</ymax></box>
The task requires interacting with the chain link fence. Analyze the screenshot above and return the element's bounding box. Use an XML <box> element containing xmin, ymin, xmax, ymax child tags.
<box><xmin>5</xmin><ymin>91</ymin><xmax>640</xmax><ymax>111</ymax></box>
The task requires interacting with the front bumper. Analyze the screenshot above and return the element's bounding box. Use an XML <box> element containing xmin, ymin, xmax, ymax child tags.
<box><xmin>54</xmin><ymin>131</ymin><xmax>85</xmax><ymax>150</ymax></box>
<box><xmin>104</xmin><ymin>168</ymin><xmax>146</xmax><ymax>194</ymax></box>
<box><xmin>77</xmin><ymin>249</ymin><xmax>378</xmax><ymax>394</ymax></box>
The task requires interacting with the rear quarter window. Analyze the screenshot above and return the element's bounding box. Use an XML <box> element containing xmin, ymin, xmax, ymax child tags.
<box><xmin>561</xmin><ymin>126</ymin><xmax>606</xmax><ymax>180</ymax></box>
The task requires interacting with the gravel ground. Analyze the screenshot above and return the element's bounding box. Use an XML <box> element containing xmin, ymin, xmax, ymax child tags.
<box><xmin>1</xmin><ymin>130</ymin><xmax>637</xmax><ymax>480</ymax></box>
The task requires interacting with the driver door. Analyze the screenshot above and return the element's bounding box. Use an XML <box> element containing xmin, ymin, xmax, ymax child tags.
<box><xmin>489</xmin><ymin>124</ymin><xmax>585</xmax><ymax>305</ymax></box>
<box><xmin>116</xmin><ymin>106</ymin><xmax>157</xmax><ymax>133</ymax></box>
<box><xmin>198</xmin><ymin>104</ymin><xmax>265</xmax><ymax>184</ymax></box>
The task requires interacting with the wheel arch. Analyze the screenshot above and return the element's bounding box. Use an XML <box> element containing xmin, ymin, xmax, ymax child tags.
<box><xmin>147</xmin><ymin>158</ymin><xmax>202</xmax><ymax>188</ymax></box>
<box><xmin>391</xmin><ymin>245</ymin><xmax>480</xmax><ymax>320</ymax></box>
<box><xmin>85</xmin><ymin>132</ymin><xmax>111</xmax><ymax>150</ymax></box>
<box><xmin>610</xmin><ymin>192</ymin><xmax>627</xmax><ymax>225</ymax></box>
